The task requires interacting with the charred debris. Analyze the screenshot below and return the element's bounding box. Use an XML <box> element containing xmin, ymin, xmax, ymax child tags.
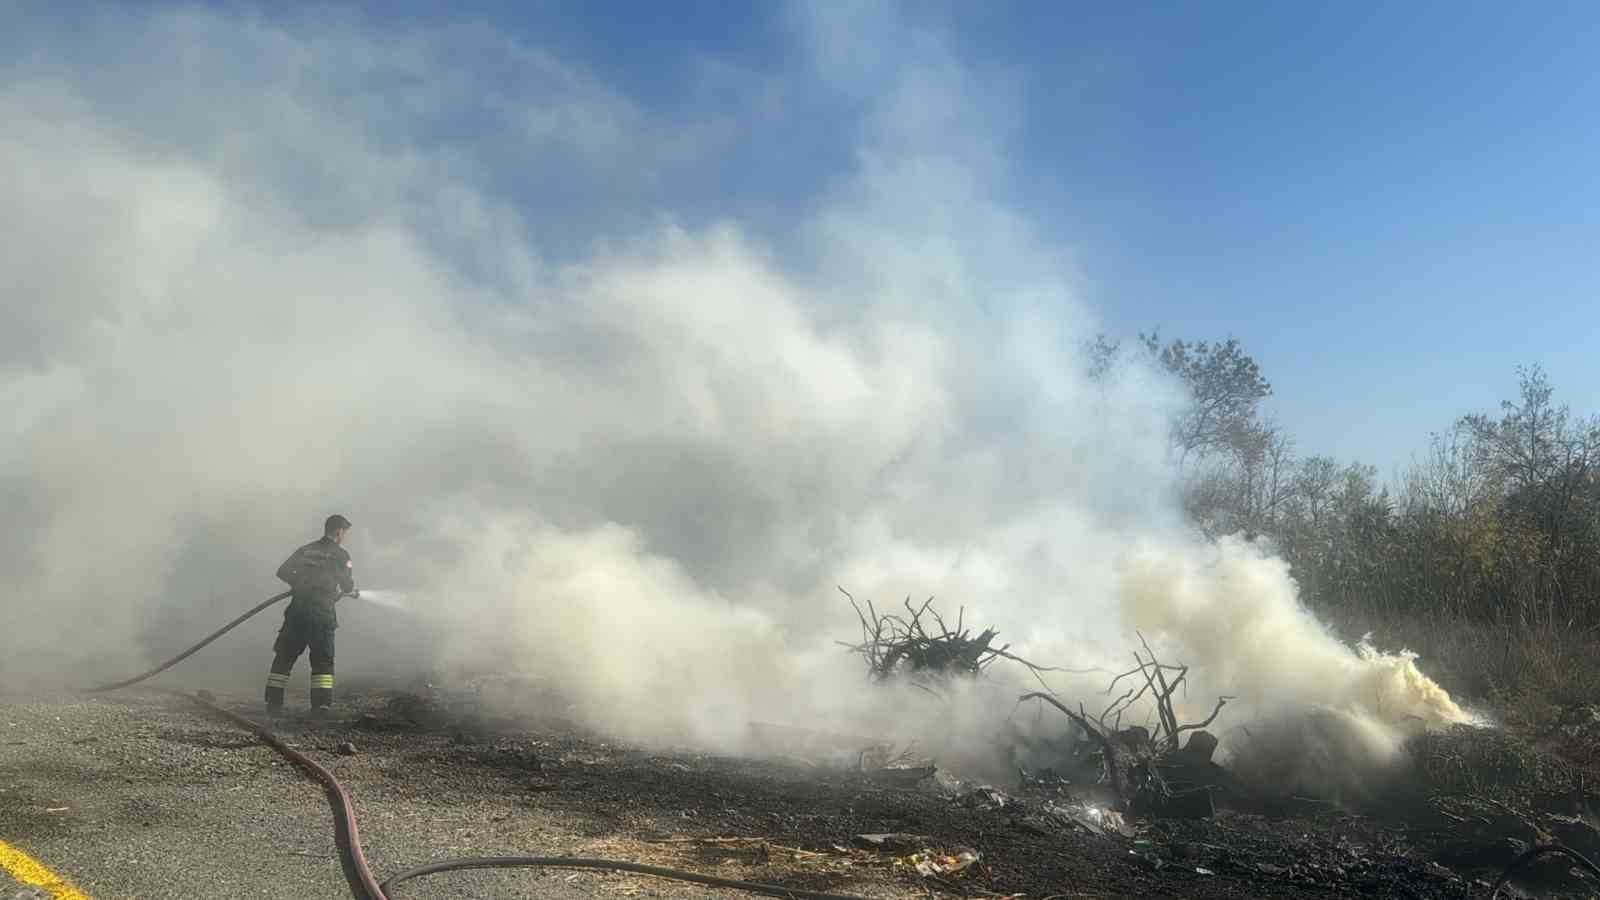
<box><xmin>827</xmin><ymin>591</ymin><xmax>1600</xmax><ymax>896</ymax></box>
<box><xmin>836</xmin><ymin>589</ymin><xmax>1233</xmax><ymax>816</ymax></box>
<box><xmin>349</xmin><ymin>593</ymin><xmax>1600</xmax><ymax>896</ymax></box>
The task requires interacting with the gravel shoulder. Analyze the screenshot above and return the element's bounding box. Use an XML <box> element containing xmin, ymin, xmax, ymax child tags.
<box><xmin>0</xmin><ymin>689</ymin><xmax>911</xmax><ymax>900</ymax></box>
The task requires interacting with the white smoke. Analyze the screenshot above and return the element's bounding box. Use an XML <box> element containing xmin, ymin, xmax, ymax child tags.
<box><xmin>1115</xmin><ymin>535</ymin><xmax>1469</xmax><ymax>799</ymax></box>
<box><xmin>0</xmin><ymin>4</ymin><xmax>1465</xmax><ymax>794</ymax></box>
<box><xmin>1121</xmin><ymin>536</ymin><xmax>1467</xmax><ymax>728</ymax></box>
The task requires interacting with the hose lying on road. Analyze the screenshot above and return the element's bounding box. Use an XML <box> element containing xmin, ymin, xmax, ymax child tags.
<box><xmin>380</xmin><ymin>857</ymin><xmax>875</xmax><ymax>899</ymax></box>
<box><xmin>184</xmin><ymin>693</ymin><xmax>871</xmax><ymax>900</ymax></box>
<box><xmin>177</xmin><ymin>689</ymin><xmax>387</xmax><ymax>900</ymax></box>
<box><xmin>90</xmin><ymin>591</ymin><xmax>874</xmax><ymax>900</ymax></box>
<box><xmin>1491</xmin><ymin>843</ymin><xmax>1600</xmax><ymax>899</ymax></box>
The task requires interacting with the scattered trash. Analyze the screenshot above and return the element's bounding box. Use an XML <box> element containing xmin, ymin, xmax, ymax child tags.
<box><xmin>903</xmin><ymin>847</ymin><xmax>980</xmax><ymax>878</ymax></box>
<box><xmin>864</xmin><ymin>764</ymin><xmax>937</xmax><ymax>787</ymax></box>
<box><xmin>1044</xmin><ymin>801</ymin><xmax>1132</xmax><ymax>837</ymax></box>
<box><xmin>854</xmin><ymin>832</ymin><xmax>980</xmax><ymax>879</ymax></box>
<box><xmin>853</xmin><ymin>833</ymin><xmax>930</xmax><ymax>853</ymax></box>
<box><xmin>45</xmin><ymin>807</ymin><xmax>69</xmax><ymax>813</ymax></box>
<box><xmin>958</xmin><ymin>786</ymin><xmax>1012</xmax><ymax>810</ymax></box>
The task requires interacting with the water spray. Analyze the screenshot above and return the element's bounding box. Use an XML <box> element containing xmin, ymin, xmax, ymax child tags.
<box><xmin>355</xmin><ymin>590</ymin><xmax>411</xmax><ymax>611</ymax></box>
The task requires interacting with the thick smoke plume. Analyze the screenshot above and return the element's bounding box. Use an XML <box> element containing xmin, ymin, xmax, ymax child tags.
<box><xmin>1116</xmin><ymin>536</ymin><xmax>1471</xmax><ymax>800</ymax></box>
<box><xmin>1</xmin><ymin>6</ymin><xmax>1465</xmax><ymax>793</ymax></box>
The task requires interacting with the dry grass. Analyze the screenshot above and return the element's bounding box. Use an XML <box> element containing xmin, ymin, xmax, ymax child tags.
<box><xmin>1409</xmin><ymin>724</ymin><xmax>1576</xmax><ymax>799</ymax></box>
<box><xmin>1316</xmin><ymin>607</ymin><xmax>1600</xmax><ymax>707</ymax></box>
<box><xmin>1316</xmin><ymin>605</ymin><xmax>1600</xmax><ymax>783</ymax></box>
<box><xmin>570</xmin><ymin>834</ymin><xmax>920</xmax><ymax>899</ymax></box>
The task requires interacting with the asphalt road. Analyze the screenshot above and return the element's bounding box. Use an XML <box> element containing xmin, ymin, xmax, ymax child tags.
<box><xmin>1</xmin><ymin>689</ymin><xmax>893</xmax><ymax>900</ymax></box>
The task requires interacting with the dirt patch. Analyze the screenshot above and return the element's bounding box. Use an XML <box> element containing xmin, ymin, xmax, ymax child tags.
<box><xmin>329</xmin><ymin>688</ymin><xmax>1501</xmax><ymax>899</ymax></box>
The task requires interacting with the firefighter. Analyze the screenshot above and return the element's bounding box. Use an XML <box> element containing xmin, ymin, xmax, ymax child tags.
<box><xmin>264</xmin><ymin>514</ymin><xmax>357</xmax><ymax>714</ymax></box>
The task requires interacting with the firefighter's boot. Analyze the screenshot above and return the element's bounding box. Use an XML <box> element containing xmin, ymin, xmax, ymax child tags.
<box><xmin>264</xmin><ymin>668</ymin><xmax>291</xmax><ymax>714</ymax></box>
<box><xmin>310</xmin><ymin>670</ymin><xmax>334</xmax><ymax>711</ymax></box>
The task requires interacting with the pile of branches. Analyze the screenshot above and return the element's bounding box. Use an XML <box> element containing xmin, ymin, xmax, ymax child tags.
<box><xmin>1022</xmin><ymin>633</ymin><xmax>1232</xmax><ymax>812</ymax></box>
<box><xmin>1095</xmin><ymin>632</ymin><xmax>1231</xmax><ymax>753</ymax></box>
<box><xmin>837</xmin><ymin>588</ymin><xmax>1065</xmax><ymax>691</ymax></box>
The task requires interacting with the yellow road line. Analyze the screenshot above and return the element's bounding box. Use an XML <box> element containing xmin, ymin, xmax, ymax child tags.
<box><xmin>0</xmin><ymin>838</ymin><xmax>90</xmax><ymax>899</ymax></box>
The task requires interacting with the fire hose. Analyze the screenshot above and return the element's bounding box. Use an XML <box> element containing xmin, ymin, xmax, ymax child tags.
<box><xmin>86</xmin><ymin>591</ymin><xmax>870</xmax><ymax>900</ymax></box>
<box><xmin>1491</xmin><ymin>843</ymin><xmax>1600</xmax><ymax>899</ymax></box>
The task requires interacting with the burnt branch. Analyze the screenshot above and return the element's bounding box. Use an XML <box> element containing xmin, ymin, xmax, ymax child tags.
<box><xmin>1173</xmin><ymin>696</ymin><xmax>1234</xmax><ymax>738</ymax></box>
<box><xmin>1026</xmin><ymin>635</ymin><xmax>1233</xmax><ymax>762</ymax></box>
<box><xmin>839</xmin><ymin>589</ymin><xmax>1090</xmax><ymax>693</ymax></box>
<box><xmin>1100</xmin><ymin>688</ymin><xmax>1136</xmax><ymax>728</ymax></box>
<box><xmin>1018</xmin><ymin>692</ymin><xmax>1143</xmax><ymax>808</ymax></box>
<box><xmin>1124</xmin><ymin>632</ymin><xmax>1223</xmax><ymax>752</ymax></box>
<box><xmin>1105</xmin><ymin>661</ymin><xmax>1186</xmax><ymax>696</ymax></box>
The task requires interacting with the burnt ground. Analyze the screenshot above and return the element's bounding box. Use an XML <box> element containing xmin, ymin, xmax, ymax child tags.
<box><xmin>4</xmin><ymin>685</ymin><xmax>1597</xmax><ymax>899</ymax></box>
<box><xmin>339</xmin><ymin>683</ymin><xmax>1600</xmax><ymax>900</ymax></box>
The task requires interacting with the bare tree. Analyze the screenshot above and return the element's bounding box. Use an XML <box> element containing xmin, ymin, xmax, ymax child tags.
<box><xmin>1140</xmin><ymin>332</ymin><xmax>1272</xmax><ymax>467</ymax></box>
<box><xmin>1401</xmin><ymin>423</ymin><xmax>1496</xmax><ymax>519</ymax></box>
<box><xmin>1461</xmin><ymin>366</ymin><xmax>1600</xmax><ymax>628</ymax></box>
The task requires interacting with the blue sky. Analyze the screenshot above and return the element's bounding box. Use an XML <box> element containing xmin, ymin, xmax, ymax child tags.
<box><xmin>11</xmin><ymin>0</ymin><xmax>1599</xmax><ymax>482</ymax></box>
<box><xmin>372</xmin><ymin>0</ymin><xmax>1597</xmax><ymax>477</ymax></box>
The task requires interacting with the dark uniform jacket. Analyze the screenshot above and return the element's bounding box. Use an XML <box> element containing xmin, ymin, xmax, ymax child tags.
<box><xmin>276</xmin><ymin>537</ymin><xmax>355</xmax><ymax>628</ymax></box>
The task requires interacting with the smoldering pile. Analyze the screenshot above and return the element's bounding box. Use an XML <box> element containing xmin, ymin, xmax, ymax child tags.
<box><xmin>338</xmin><ymin>587</ymin><xmax>1595</xmax><ymax>896</ymax></box>
<box><xmin>786</xmin><ymin>591</ymin><xmax>1482</xmax><ymax>822</ymax></box>
<box><xmin>724</xmin><ymin>591</ymin><xmax>1600</xmax><ymax>893</ymax></box>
